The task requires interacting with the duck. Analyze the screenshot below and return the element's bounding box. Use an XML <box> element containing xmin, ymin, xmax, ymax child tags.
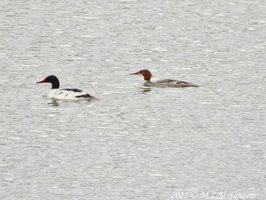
<box><xmin>36</xmin><ymin>75</ymin><xmax>97</xmax><ymax>101</ymax></box>
<box><xmin>130</xmin><ymin>69</ymin><xmax>199</xmax><ymax>88</ymax></box>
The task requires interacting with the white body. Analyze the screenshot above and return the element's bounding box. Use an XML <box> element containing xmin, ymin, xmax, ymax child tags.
<box><xmin>48</xmin><ymin>89</ymin><xmax>94</xmax><ymax>101</ymax></box>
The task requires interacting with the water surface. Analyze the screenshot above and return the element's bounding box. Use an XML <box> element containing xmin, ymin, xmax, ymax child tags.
<box><xmin>0</xmin><ymin>0</ymin><xmax>265</xmax><ymax>199</ymax></box>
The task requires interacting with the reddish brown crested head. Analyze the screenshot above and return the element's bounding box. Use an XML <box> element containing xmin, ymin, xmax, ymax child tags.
<box><xmin>130</xmin><ymin>69</ymin><xmax>152</xmax><ymax>81</ymax></box>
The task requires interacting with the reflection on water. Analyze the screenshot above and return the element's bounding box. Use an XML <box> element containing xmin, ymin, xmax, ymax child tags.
<box><xmin>140</xmin><ymin>87</ymin><xmax>152</xmax><ymax>93</ymax></box>
<box><xmin>48</xmin><ymin>99</ymin><xmax>60</xmax><ymax>106</ymax></box>
<box><xmin>0</xmin><ymin>0</ymin><xmax>265</xmax><ymax>199</ymax></box>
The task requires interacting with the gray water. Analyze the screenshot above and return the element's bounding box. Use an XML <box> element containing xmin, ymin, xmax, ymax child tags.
<box><xmin>0</xmin><ymin>0</ymin><xmax>265</xmax><ymax>199</ymax></box>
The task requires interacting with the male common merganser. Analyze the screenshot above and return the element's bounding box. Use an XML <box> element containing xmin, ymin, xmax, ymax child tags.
<box><xmin>36</xmin><ymin>75</ymin><xmax>97</xmax><ymax>101</ymax></box>
<box><xmin>130</xmin><ymin>69</ymin><xmax>199</xmax><ymax>88</ymax></box>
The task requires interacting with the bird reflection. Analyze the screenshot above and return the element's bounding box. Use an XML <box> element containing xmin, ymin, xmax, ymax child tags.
<box><xmin>48</xmin><ymin>99</ymin><xmax>59</xmax><ymax>106</ymax></box>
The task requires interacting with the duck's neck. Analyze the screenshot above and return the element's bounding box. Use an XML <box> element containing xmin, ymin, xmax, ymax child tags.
<box><xmin>51</xmin><ymin>80</ymin><xmax>60</xmax><ymax>89</ymax></box>
<box><xmin>143</xmin><ymin>75</ymin><xmax>151</xmax><ymax>82</ymax></box>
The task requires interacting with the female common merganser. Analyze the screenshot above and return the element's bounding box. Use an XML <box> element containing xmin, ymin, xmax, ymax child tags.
<box><xmin>130</xmin><ymin>69</ymin><xmax>199</xmax><ymax>88</ymax></box>
<box><xmin>36</xmin><ymin>75</ymin><xmax>97</xmax><ymax>101</ymax></box>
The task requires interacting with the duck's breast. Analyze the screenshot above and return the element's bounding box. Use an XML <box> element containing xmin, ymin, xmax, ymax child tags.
<box><xmin>49</xmin><ymin>89</ymin><xmax>87</xmax><ymax>100</ymax></box>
